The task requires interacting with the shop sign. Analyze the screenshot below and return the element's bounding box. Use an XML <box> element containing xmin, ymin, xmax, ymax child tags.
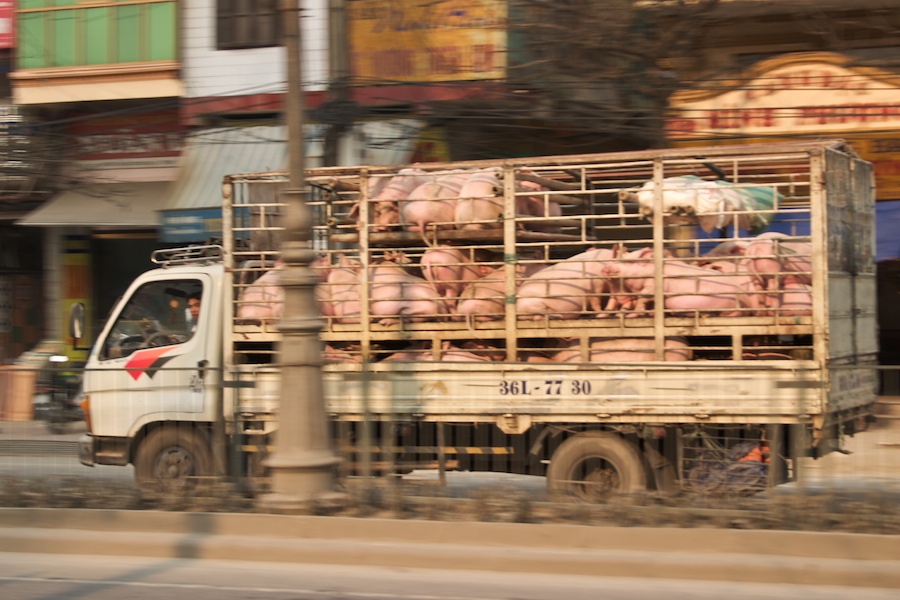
<box><xmin>0</xmin><ymin>2</ymin><xmax>12</xmax><ymax>49</ymax></box>
<box><xmin>666</xmin><ymin>53</ymin><xmax>900</xmax><ymax>138</ymax></box>
<box><xmin>348</xmin><ymin>0</ymin><xmax>507</xmax><ymax>83</ymax></box>
<box><xmin>665</xmin><ymin>53</ymin><xmax>900</xmax><ymax>200</ymax></box>
<box><xmin>67</xmin><ymin>109</ymin><xmax>185</xmax><ymax>171</ymax></box>
<box><xmin>159</xmin><ymin>208</ymin><xmax>223</xmax><ymax>244</ymax></box>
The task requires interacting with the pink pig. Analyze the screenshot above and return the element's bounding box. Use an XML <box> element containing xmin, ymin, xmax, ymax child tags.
<box><xmin>367</xmin><ymin>259</ymin><xmax>450</xmax><ymax>326</ymax></box>
<box><xmin>743</xmin><ymin>232</ymin><xmax>813</xmax><ymax>287</ymax></box>
<box><xmin>602</xmin><ymin>251</ymin><xmax>750</xmax><ymax>317</ymax></box>
<box><xmin>383</xmin><ymin>341</ymin><xmax>490</xmax><ymax>362</ymax></box>
<box><xmin>455</xmin><ymin>259</ymin><xmax>546</xmax><ymax>321</ymax></box>
<box><xmin>420</xmin><ymin>245</ymin><xmax>493</xmax><ymax>309</ymax></box>
<box><xmin>516</xmin><ymin>248</ymin><xmax>616</xmax><ymax>319</ymax></box>
<box><xmin>323</xmin><ymin>255</ymin><xmax>363</xmax><ymax>323</ymax></box>
<box><xmin>776</xmin><ymin>281</ymin><xmax>813</xmax><ymax>316</ymax></box>
<box><xmin>553</xmin><ymin>337</ymin><xmax>692</xmax><ymax>363</ymax></box>
<box><xmin>350</xmin><ymin>168</ymin><xmax>432</xmax><ymax>231</ymax></box>
<box><xmin>455</xmin><ymin>168</ymin><xmax>504</xmax><ymax>230</ymax></box>
<box><xmin>400</xmin><ymin>171</ymin><xmax>470</xmax><ymax>233</ymax></box>
<box><xmin>236</xmin><ymin>266</ymin><xmax>284</xmax><ymax>320</ymax></box>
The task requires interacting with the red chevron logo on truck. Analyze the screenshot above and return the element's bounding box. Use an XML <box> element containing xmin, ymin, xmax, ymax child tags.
<box><xmin>124</xmin><ymin>346</ymin><xmax>177</xmax><ymax>381</ymax></box>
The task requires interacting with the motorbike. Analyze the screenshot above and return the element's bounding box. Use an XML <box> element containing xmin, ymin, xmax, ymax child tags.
<box><xmin>32</xmin><ymin>354</ymin><xmax>85</xmax><ymax>434</ymax></box>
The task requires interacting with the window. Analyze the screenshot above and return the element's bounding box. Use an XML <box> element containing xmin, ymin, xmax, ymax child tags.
<box><xmin>16</xmin><ymin>1</ymin><xmax>176</xmax><ymax>70</ymax></box>
<box><xmin>217</xmin><ymin>0</ymin><xmax>281</xmax><ymax>50</ymax></box>
<box><xmin>101</xmin><ymin>280</ymin><xmax>203</xmax><ymax>360</ymax></box>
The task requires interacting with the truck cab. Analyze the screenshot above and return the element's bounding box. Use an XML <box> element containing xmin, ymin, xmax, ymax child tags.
<box><xmin>77</xmin><ymin>246</ymin><xmax>225</xmax><ymax>488</ymax></box>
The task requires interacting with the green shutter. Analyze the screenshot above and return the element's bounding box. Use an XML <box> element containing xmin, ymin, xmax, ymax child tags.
<box><xmin>17</xmin><ymin>1</ymin><xmax>177</xmax><ymax>69</ymax></box>
<box><xmin>148</xmin><ymin>2</ymin><xmax>176</xmax><ymax>61</ymax></box>
<box><xmin>52</xmin><ymin>9</ymin><xmax>76</xmax><ymax>67</ymax></box>
<box><xmin>116</xmin><ymin>5</ymin><xmax>139</xmax><ymax>63</ymax></box>
<box><xmin>85</xmin><ymin>7</ymin><xmax>110</xmax><ymax>65</ymax></box>
<box><xmin>16</xmin><ymin>13</ymin><xmax>46</xmax><ymax>70</ymax></box>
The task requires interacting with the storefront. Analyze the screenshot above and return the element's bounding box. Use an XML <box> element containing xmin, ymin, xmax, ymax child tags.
<box><xmin>17</xmin><ymin>110</ymin><xmax>184</xmax><ymax>357</ymax></box>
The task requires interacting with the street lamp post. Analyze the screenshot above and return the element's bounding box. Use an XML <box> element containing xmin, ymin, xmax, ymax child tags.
<box><xmin>259</xmin><ymin>0</ymin><xmax>342</xmax><ymax>511</ymax></box>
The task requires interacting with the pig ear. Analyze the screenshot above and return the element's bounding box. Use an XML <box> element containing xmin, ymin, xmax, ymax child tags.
<box><xmin>338</xmin><ymin>253</ymin><xmax>350</xmax><ymax>268</ymax></box>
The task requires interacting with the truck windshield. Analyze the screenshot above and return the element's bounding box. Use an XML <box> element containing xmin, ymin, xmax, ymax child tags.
<box><xmin>100</xmin><ymin>279</ymin><xmax>203</xmax><ymax>360</ymax></box>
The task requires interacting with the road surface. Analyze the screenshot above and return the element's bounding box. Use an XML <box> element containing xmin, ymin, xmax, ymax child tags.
<box><xmin>1</xmin><ymin>552</ymin><xmax>898</xmax><ymax>600</ymax></box>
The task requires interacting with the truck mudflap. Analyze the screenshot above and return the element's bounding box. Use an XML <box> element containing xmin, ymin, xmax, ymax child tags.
<box><xmin>78</xmin><ymin>434</ymin><xmax>95</xmax><ymax>467</ymax></box>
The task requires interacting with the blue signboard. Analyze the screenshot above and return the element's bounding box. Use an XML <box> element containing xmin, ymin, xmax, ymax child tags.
<box><xmin>159</xmin><ymin>208</ymin><xmax>223</xmax><ymax>243</ymax></box>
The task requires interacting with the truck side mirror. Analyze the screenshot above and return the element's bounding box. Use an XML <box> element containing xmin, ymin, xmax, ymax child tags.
<box><xmin>69</xmin><ymin>303</ymin><xmax>91</xmax><ymax>350</ymax></box>
<box><xmin>69</xmin><ymin>303</ymin><xmax>86</xmax><ymax>340</ymax></box>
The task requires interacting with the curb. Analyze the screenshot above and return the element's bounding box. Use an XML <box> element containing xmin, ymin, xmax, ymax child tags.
<box><xmin>2</xmin><ymin>508</ymin><xmax>899</xmax><ymax>588</ymax></box>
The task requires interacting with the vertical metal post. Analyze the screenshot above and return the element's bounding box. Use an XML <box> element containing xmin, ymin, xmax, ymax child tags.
<box><xmin>324</xmin><ymin>0</ymin><xmax>349</xmax><ymax>166</ymax></box>
<box><xmin>260</xmin><ymin>0</ymin><xmax>342</xmax><ymax>511</ymax></box>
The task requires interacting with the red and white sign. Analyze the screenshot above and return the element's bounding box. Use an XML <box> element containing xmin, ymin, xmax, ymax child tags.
<box><xmin>0</xmin><ymin>2</ymin><xmax>14</xmax><ymax>49</ymax></box>
<box><xmin>666</xmin><ymin>53</ymin><xmax>900</xmax><ymax>138</ymax></box>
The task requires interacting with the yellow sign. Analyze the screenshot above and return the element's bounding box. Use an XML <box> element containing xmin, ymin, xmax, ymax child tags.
<box><xmin>348</xmin><ymin>0</ymin><xmax>507</xmax><ymax>83</ymax></box>
<box><xmin>665</xmin><ymin>53</ymin><xmax>900</xmax><ymax>201</ymax></box>
<box><xmin>667</xmin><ymin>53</ymin><xmax>900</xmax><ymax>139</ymax></box>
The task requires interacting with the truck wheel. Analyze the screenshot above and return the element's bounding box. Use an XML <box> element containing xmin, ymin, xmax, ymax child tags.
<box><xmin>547</xmin><ymin>432</ymin><xmax>647</xmax><ymax>502</ymax></box>
<box><xmin>134</xmin><ymin>426</ymin><xmax>213</xmax><ymax>494</ymax></box>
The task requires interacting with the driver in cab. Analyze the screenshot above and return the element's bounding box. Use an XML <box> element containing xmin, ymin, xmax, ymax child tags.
<box><xmin>103</xmin><ymin>282</ymin><xmax>203</xmax><ymax>360</ymax></box>
<box><xmin>187</xmin><ymin>292</ymin><xmax>201</xmax><ymax>332</ymax></box>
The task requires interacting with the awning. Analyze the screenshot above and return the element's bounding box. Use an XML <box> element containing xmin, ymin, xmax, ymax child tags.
<box><xmin>161</xmin><ymin>120</ymin><xmax>423</xmax><ymax>214</ymax></box>
<box><xmin>17</xmin><ymin>182</ymin><xmax>170</xmax><ymax>227</ymax></box>
<box><xmin>162</xmin><ymin>126</ymin><xmax>289</xmax><ymax>212</ymax></box>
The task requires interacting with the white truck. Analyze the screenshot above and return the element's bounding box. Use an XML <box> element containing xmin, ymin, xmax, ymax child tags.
<box><xmin>75</xmin><ymin>139</ymin><xmax>878</xmax><ymax>500</ymax></box>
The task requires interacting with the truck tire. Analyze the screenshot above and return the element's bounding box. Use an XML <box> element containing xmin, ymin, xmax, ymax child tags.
<box><xmin>546</xmin><ymin>432</ymin><xmax>647</xmax><ymax>502</ymax></box>
<box><xmin>134</xmin><ymin>426</ymin><xmax>213</xmax><ymax>494</ymax></box>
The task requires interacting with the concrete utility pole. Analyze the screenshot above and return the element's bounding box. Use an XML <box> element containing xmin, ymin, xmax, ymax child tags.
<box><xmin>324</xmin><ymin>0</ymin><xmax>349</xmax><ymax>166</ymax></box>
<box><xmin>260</xmin><ymin>0</ymin><xmax>342</xmax><ymax>511</ymax></box>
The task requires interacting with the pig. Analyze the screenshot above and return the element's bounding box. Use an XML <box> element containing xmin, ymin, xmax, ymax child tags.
<box><xmin>235</xmin><ymin>258</ymin><xmax>336</xmax><ymax>320</ymax></box>
<box><xmin>602</xmin><ymin>252</ymin><xmax>750</xmax><ymax>317</ymax></box>
<box><xmin>236</xmin><ymin>266</ymin><xmax>284</xmax><ymax>320</ymax></box>
<box><xmin>419</xmin><ymin>245</ymin><xmax>493</xmax><ymax>309</ymax></box>
<box><xmin>775</xmin><ymin>281</ymin><xmax>812</xmax><ymax>316</ymax></box>
<box><xmin>399</xmin><ymin>171</ymin><xmax>470</xmax><ymax>233</ymax></box>
<box><xmin>515</xmin><ymin>248</ymin><xmax>616</xmax><ymax>319</ymax></box>
<box><xmin>700</xmin><ymin>259</ymin><xmax>767</xmax><ymax>315</ymax></box>
<box><xmin>323</xmin><ymin>255</ymin><xmax>364</xmax><ymax>323</ymax></box>
<box><xmin>513</xmin><ymin>175</ymin><xmax>562</xmax><ymax>232</ymax></box>
<box><xmin>367</xmin><ymin>259</ymin><xmax>450</xmax><ymax>326</ymax></box>
<box><xmin>455</xmin><ymin>168</ymin><xmax>504</xmax><ymax>230</ymax></box>
<box><xmin>744</xmin><ymin>232</ymin><xmax>813</xmax><ymax>288</ymax></box>
<box><xmin>323</xmin><ymin>343</ymin><xmax>362</xmax><ymax>364</ymax></box>
<box><xmin>697</xmin><ymin>240</ymin><xmax>747</xmax><ymax>266</ymax></box>
<box><xmin>383</xmin><ymin>341</ymin><xmax>491</xmax><ymax>362</ymax></box>
<box><xmin>454</xmin><ymin>168</ymin><xmax>562</xmax><ymax>232</ymax></box>
<box><xmin>553</xmin><ymin>337</ymin><xmax>692</xmax><ymax>363</ymax></box>
<box><xmin>455</xmin><ymin>258</ymin><xmax>546</xmax><ymax>321</ymax></box>
<box><xmin>349</xmin><ymin>168</ymin><xmax>432</xmax><ymax>231</ymax></box>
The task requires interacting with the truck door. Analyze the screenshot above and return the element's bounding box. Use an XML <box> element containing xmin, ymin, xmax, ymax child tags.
<box><xmin>86</xmin><ymin>273</ymin><xmax>219</xmax><ymax>437</ymax></box>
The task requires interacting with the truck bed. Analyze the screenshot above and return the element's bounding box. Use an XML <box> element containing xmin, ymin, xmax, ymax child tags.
<box><xmin>222</xmin><ymin>140</ymin><xmax>877</xmax><ymax>428</ymax></box>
